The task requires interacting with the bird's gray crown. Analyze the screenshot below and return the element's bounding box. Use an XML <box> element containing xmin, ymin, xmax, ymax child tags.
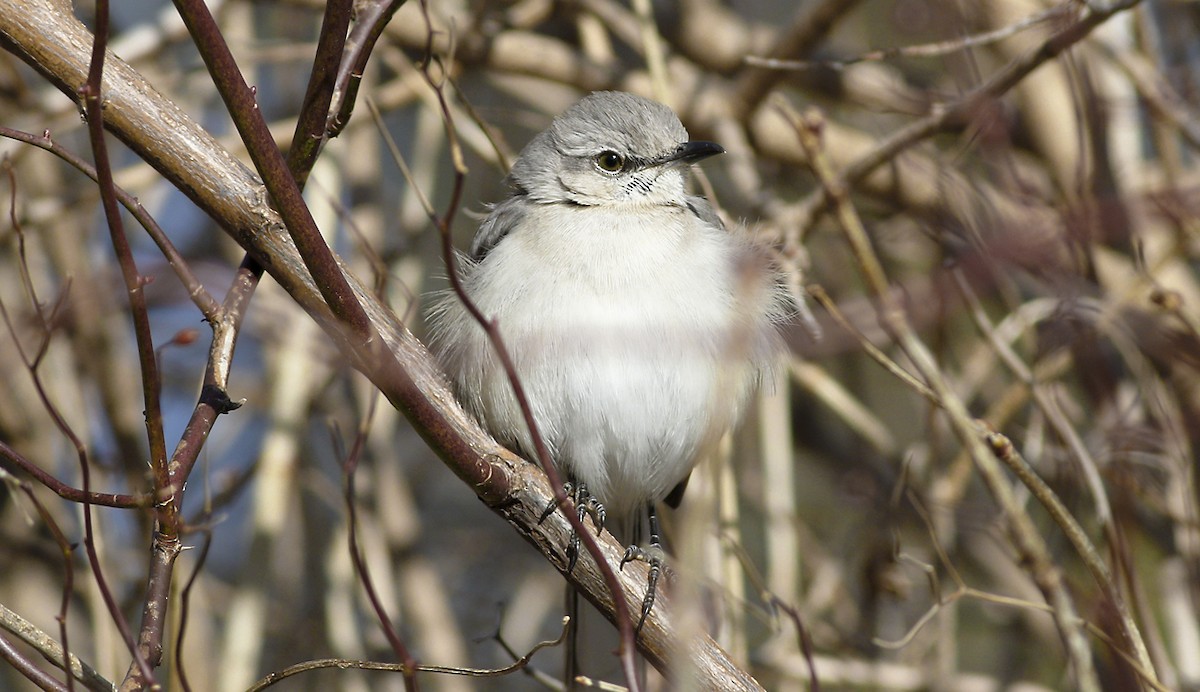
<box><xmin>545</xmin><ymin>91</ymin><xmax>687</xmax><ymax>160</ymax></box>
<box><xmin>508</xmin><ymin>91</ymin><xmax>717</xmax><ymax>207</ymax></box>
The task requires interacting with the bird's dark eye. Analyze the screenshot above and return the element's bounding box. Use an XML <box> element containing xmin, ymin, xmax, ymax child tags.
<box><xmin>595</xmin><ymin>150</ymin><xmax>625</xmax><ymax>172</ymax></box>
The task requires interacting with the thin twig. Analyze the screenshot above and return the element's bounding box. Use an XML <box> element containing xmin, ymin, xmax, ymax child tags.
<box><xmin>745</xmin><ymin>3</ymin><xmax>1074</xmax><ymax>71</ymax></box>
<box><xmin>790</xmin><ymin>105</ymin><xmax>1110</xmax><ymax>691</ymax></box>
<box><xmin>328</xmin><ymin>0</ymin><xmax>408</xmax><ymax>137</ymax></box>
<box><xmin>0</xmin><ymin>631</ymin><xmax>67</xmax><ymax>692</ymax></box>
<box><xmin>785</xmin><ymin>0</ymin><xmax>1144</xmax><ymax>242</ymax></box>
<box><xmin>340</xmin><ymin>395</ymin><xmax>420</xmax><ymax>688</ymax></box>
<box><xmin>0</xmin><ymin>600</ymin><xmax>114</xmax><ymax>692</ymax></box>
<box><xmin>285</xmin><ymin>0</ymin><xmax>353</xmax><ymax>187</ymax></box>
<box><xmin>0</xmin><ymin>469</ymin><xmax>81</xmax><ymax>691</ymax></box>
<box><xmin>246</xmin><ymin>618</ymin><xmax>568</xmax><ymax>691</ymax></box>
<box><xmin>804</xmin><ymin>285</ymin><xmax>935</xmax><ymax>401</ymax></box>
<box><xmin>0</xmin><ymin>126</ymin><xmax>221</xmax><ymax>320</ymax></box>
<box><xmin>733</xmin><ymin>0</ymin><xmax>863</xmax><ymax>118</ymax></box>
<box><xmin>173</xmin><ymin>530</ymin><xmax>212</xmax><ymax>692</ymax></box>
<box><xmin>982</xmin><ymin>429</ymin><xmax>1157</xmax><ymax>685</ymax></box>
<box><xmin>0</xmin><ymin>439</ymin><xmax>150</xmax><ymax>508</ymax></box>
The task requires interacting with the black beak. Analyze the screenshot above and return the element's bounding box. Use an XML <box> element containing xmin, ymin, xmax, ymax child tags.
<box><xmin>669</xmin><ymin>140</ymin><xmax>725</xmax><ymax>164</ymax></box>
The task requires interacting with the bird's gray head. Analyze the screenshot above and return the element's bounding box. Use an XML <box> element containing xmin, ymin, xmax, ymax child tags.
<box><xmin>508</xmin><ymin>91</ymin><xmax>723</xmax><ymax>207</ymax></box>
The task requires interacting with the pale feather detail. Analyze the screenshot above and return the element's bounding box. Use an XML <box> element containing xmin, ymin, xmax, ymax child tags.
<box><xmin>428</xmin><ymin>202</ymin><xmax>779</xmax><ymax>526</ymax></box>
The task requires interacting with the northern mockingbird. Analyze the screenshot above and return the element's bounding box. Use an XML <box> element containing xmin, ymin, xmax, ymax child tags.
<box><xmin>427</xmin><ymin>90</ymin><xmax>781</xmax><ymax>671</ymax></box>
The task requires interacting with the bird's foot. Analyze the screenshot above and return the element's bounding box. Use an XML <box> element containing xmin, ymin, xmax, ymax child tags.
<box><xmin>619</xmin><ymin>505</ymin><xmax>669</xmax><ymax>635</ymax></box>
<box><xmin>539</xmin><ymin>482</ymin><xmax>606</xmax><ymax>574</ymax></box>
<box><xmin>620</xmin><ymin>543</ymin><xmax>669</xmax><ymax>635</ymax></box>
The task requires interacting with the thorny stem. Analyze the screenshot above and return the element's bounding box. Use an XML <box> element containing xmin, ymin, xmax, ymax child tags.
<box><xmin>163</xmin><ymin>0</ymin><xmax>430</xmax><ymax>682</ymax></box>
<box><xmin>81</xmin><ymin>0</ymin><xmax>165</xmax><ymax>685</ymax></box>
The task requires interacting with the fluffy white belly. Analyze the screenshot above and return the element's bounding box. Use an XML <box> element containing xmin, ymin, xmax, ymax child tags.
<box><xmin>435</xmin><ymin>205</ymin><xmax>771</xmax><ymax>521</ymax></box>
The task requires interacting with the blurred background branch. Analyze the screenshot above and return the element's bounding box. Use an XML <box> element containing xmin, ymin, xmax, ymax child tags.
<box><xmin>1</xmin><ymin>0</ymin><xmax>1198</xmax><ymax>690</ymax></box>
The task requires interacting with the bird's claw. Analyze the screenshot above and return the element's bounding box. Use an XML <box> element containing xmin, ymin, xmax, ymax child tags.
<box><xmin>552</xmin><ymin>483</ymin><xmax>606</xmax><ymax>574</ymax></box>
<box><xmin>620</xmin><ymin>507</ymin><xmax>669</xmax><ymax>635</ymax></box>
<box><xmin>620</xmin><ymin>544</ymin><xmax>666</xmax><ymax>634</ymax></box>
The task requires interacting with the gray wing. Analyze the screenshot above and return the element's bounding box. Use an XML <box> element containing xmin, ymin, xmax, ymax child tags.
<box><xmin>471</xmin><ymin>195</ymin><xmax>530</xmax><ymax>260</ymax></box>
<box><xmin>685</xmin><ymin>195</ymin><xmax>726</xmax><ymax>231</ymax></box>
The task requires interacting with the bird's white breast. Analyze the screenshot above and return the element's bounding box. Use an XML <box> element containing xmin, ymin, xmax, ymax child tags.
<box><xmin>436</xmin><ymin>203</ymin><xmax>775</xmax><ymax>522</ymax></box>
